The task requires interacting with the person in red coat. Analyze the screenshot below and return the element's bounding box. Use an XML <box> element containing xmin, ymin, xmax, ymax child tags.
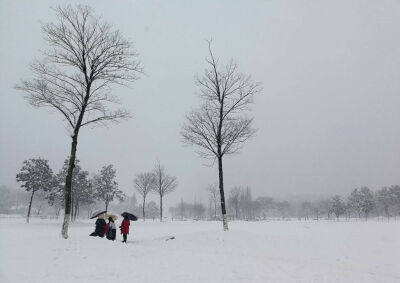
<box><xmin>120</xmin><ymin>215</ymin><xmax>130</xmax><ymax>243</ymax></box>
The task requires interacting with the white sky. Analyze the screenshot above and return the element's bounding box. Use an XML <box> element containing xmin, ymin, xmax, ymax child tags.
<box><xmin>1</xmin><ymin>0</ymin><xmax>399</xmax><ymax>207</ymax></box>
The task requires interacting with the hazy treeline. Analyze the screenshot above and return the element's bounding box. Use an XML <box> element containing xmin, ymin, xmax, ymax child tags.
<box><xmin>168</xmin><ymin>185</ymin><xmax>400</xmax><ymax>221</ymax></box>
<box><xmin>3</xmin><ymin>158</ymin><xmax>400</xmax><ymax>222</ymax></box>
<box><xmin>3</xmin><ymin>157</ymin><xmax>176</xmax><ymax>223</ymax></box>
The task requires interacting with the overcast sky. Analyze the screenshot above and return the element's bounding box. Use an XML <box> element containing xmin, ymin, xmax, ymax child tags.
<box><xmin>1</xmin><ymin>0</ymin><xmax>399</xmax><ymax>207</ymax></box>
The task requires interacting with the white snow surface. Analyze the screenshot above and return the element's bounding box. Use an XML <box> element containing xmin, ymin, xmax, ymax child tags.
<box><xmin>0</xmin><ymin>218</ymin><xmax>399</xmax><ymax>283</ymax></box>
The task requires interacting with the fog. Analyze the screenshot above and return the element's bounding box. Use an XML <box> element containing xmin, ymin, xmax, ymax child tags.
<box><xmin>1</xmin><ymin>0</ymin><xmax>399</xmax><ymax>208</ymax></box>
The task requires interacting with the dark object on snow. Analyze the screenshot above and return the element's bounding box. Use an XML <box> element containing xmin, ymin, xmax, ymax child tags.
<box><xmin>165</xmin><ymin>236</ymin><xmax>175</xmax><ymax>241</ymax></box>
<box><xmin>89</xmin><ymin>218</ymin><xmax>106</xmax><ymax>237</ymax></box>
<box><xmin>90</xmin><ymin>210</ymin><xmax>107</xmax><ymax>219</ymax></box>
<box><xmin>121</xmin><ymin>212</ymin><xmax>138</xmax><ymax>221</ymax></box>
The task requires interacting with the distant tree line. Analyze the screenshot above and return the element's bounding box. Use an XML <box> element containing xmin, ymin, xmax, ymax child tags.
<box><xmin>167</xmin><ymin>185</ymin><xmax>400</xmax><ymax>221</ymax></box>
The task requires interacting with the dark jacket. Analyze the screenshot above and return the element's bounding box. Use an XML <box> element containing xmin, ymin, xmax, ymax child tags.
<box><xmin>95</xmin><ymin>218</ymin><xmax>106</xmax><ymax>236</ymax></box>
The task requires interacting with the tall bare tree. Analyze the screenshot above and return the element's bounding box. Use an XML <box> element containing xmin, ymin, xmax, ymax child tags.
<box><xmin>181</xmin><ymin>41</ymin><xmax>261</xmax><ymax>230</ymax></box>
<box><xmin>16</xmin><ymin>5</ymin><xmax>141</xmax><ymax>238</ymax></box>
<box><xmin>134</xmin><ymin>172</ymin><xmax>156</xmax><ymax>221</ymax></box>
<box><xmin>152</xmin><ymin>162</ymin><xmax>178</xmax><ymax>222</ymax></box>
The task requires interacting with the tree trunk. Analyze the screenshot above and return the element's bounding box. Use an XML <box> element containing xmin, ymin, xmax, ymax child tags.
<box><xmin>61</xmin><ymin>80</ymin><xmax>91</xmax><ymax>239</ymax></box>
<box><xmin>26</xmin><ymin>189</ymin><xmax>35</xmax><ymax>223</ymax></box>
<box><xmin>74</xmin><ymin>200</ymin><xmax>79</xmax><ymax>220</ymax></box>
<box><xmin>106</xmin><ymin>201</ymin><xmax>109</xmax><ymax>212</ymax></box>
<box><xmin>37</xmin><ymin>204</ymin><xmax>42</xmax><ymax>216</ymax></box>
<box><xmin>142</xmin><ymin>198</ymin><xmax>146</xmax><ymax>221</ymax></box>
<box><xmin>218</xmin><ymin>156</ymin><xmax>228</xmax><ymax>231</ymax></box>
<box><xmin>214</xmin><ymin>199</ymin><xmax>217</xmax><ymax>220</ymax></box>
<box><xmin>71</xmin><ymin>197</ymin><xmax>74</xmax><ymax>222</ymax></box>
<box><xmin>61</xmin><ymin>135</ymin><xmax>78</xmax><ymax>239</ymax></box>
<box><xmin>160</xmin><ymin>196</ymin><xmax>163</xmax><ymax>222</ymax></box>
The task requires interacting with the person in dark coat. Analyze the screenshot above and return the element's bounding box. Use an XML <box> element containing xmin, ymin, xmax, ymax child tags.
<box><xmin>120</xmin><ymin>215</ymin><xmax>130</xmax><ymax>243</ymax></box>
<box><xmin>89</xmin><ymin>213</ymin><xmax>106</xmax><ymax>237</ymax></box>
<box><xmin>106</xmin><ymin>217</ymin><xmax>117</xmax><ymax>241</ymax></box>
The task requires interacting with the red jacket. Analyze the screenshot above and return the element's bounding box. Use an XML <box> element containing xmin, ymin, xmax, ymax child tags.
<box><xmin>121</xmin><ymin>219</ymin><xmax>130</xmax><ymax>234</ymax></box>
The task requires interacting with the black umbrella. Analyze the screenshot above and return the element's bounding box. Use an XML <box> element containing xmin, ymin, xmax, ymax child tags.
<box><xmin>90</xmin><ymin>210</ymin><xmax>107</xmax><ymax>219</ymax></box>
<box><xmin>121</xmin><ymin>212</ymin><xmax>138</xmax><ymax>221</ymax></box>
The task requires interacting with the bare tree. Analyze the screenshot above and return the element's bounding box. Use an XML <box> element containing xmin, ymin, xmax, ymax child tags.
<box><xmin>134</xmin><ymin>172</ymin><xmax>155</xmax><ymax>221</ymax></box>
<box><xmin>152</xmin><ymin>162</ymin><xmax>178</xmax><ymax>222</ymax></box>
<box><xmin>16</xmin><ymin>5</ymin><xmax>141</xmax><ymax>238</ymax></box>
<box><xmin>206</xmin><ymin>184</ymin><xmax>219</xmax><ymax>220</ymax></box>
<box><xmin>181</xmin><ymin>41</ymin><xmax>261</xmax><ymax>230</ymax></box>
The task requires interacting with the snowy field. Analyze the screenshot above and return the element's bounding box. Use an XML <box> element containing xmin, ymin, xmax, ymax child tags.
<box><xmin>0</xmin><ymin>218</ymin><xmax>399</xmax><ymax>283</ymax></box>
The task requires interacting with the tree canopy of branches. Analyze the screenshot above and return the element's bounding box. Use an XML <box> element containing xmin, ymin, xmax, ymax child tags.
<box><xmin>134</xmin><ymin>172</ymin><xmax>156</xmax><ymax>221</ymax></box>
<box><xmin>348</xmin><ymin>187</ymin><xmax>375</xmax><ymax>219</ymax></box>
<box><xmin>181</xmin><ymin>41</ymin><xmax>261</xmax><ymax>231</ymax></box>
<box><xmin>152</xmin><ymin>162</ymin><xmax>178</xmax><ymax>222</ymax></box>
<box><xmin>16</xmin><ymin>158</ymin><xmax>55</xmax><ymax>223</ymax></box>
<box><xmin>16</xmin><ymin>5</ymin><xmax>142</xmax><ymax>238</ymax></box>
<box><xmin>93</xmin><ymin>165</ymin><xmax>125</xmax><ymax>211</ymax></box>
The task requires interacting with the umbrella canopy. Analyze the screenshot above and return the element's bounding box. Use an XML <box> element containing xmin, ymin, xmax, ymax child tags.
<box><xmin>90</xmin><ymin>210</ymin><xmax>107</xmax><ymax>219</ymax></box>
<box><xmin>106</xmin><ymin>213</ymin><xmax>118</xmax><ymax>220</ymax></box>
<box><xmin>121</xmin><ymin>212</ymin><xmax>138</xmax><ymax>221</ymax></box>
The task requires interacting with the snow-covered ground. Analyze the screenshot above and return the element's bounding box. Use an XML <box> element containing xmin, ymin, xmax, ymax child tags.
<box><xmin>0</xmin><ymin>217</ymin><xmax>399</xmax><ymax>283</ymax></box>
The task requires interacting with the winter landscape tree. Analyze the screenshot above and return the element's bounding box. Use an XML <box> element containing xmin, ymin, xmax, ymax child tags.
<box><xmin>254</xmin><ymin>196</ymin><xmax>275</xmax><ymax>219</ymax></box>
<box><xmin>276</xmin><ymin>201</ymin><xmax>291</xmax><ymax>220</ymax></box>
<box><xmin>376</xmin><ymin>187</ymin><xmax>392</xmax><ymax>218</ymax></box>
<box><xmin>330</xmin><ymin>195</ymin><xmax>345</xmax><ymax>220</ymax></box>
<box><xmin>181</xmin><ymin>41</ymin><xmax>261</xmax><ymax>230</ymax></box>
<box><xmin>358</xmin><ymin>187</ymin><xmax>375</xmax><ymax>219</ymax></box>
<box><xmin>206</xmin><ymin>184</ymin><xmax>219</xmax><ymax>220</ymax></box>
<box><xmin>134</xmin><ymin>172</ymin><xmax>156</xmax><ymax>221</ymax></box>
<box><xmin>16</xmin><ymin>5</ymin><xmax>142</xmax><ymax>238</ymax></box>
<box><xmin>348</xmin><ymin>187</ymin><xmax>375</xmax><ymax>219</ymax></box>
<box><xmin>228</xmin><ymin>187</ymin><xmax>241</xmax><ymax>219</ymax></box>
<box><xmin>48</xmin><ymin>159</ymin><xmax>94</xmax><ymax>220</ymax></box>
<box><xmin>152</xmin><ymin>162</ymin><xmax>178</xmax><ymax>222</ymax></box>
<box><xmin>389</xmin><ymin>185</ymin><xmax>400</xmax><ymax>216</ymax></box>
<box><xmin>239</xmin><ymin>187</ymin><xmax>253</xmax><ymax>220</ymax></box>
<box><xmin>143</xmin><ymin>201</ymin><xmax>159</xmax><ymax>220</ymax></box>
<box><xmin>93</xmin><ymin>165</ymin><xmax>125</xmax><ymax>211</ymax></box>
<box><xmin>300</xmin><ymin>201</ymin><xmax>313</xmax><ymax>220</ymax></box>
<box><xmin>16</xmin><ymin>158</ymin><xmax>54</xmax><ymax>223</ymax></box>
